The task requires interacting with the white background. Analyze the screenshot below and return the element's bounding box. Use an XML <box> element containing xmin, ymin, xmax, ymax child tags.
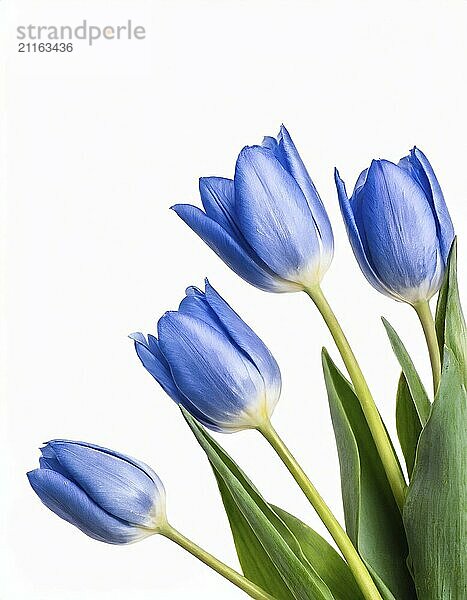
<box><xmin>1</xmin><ymin>1</ymin><xmax>466</xmax><ymax>598</ymax></box>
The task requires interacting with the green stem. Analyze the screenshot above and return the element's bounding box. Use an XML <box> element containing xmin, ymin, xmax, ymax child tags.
<box><xmin>413</xmin><ymin>300</ymin><xmax>441</xmax><ymax>395</ymax></box>
<box><xmin>305</xmin><ymin>285</ymin><xmax>407</xmax><ymax>511</ymax></box>
<box><xmin>259</xmin><ymin>420</ymin><xmax>383</xmax><ymax>600</ymax></box>
<box><xmin>162</xmin><ymin>524</ymin><xmax>274</xmax><ymax>600</ymax></box>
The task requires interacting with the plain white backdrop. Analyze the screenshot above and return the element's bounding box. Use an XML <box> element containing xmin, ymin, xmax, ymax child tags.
<box><xmin>1</xmin><ymin>1</ymin><xmax>466</xmax><ymax>598</ymax></box>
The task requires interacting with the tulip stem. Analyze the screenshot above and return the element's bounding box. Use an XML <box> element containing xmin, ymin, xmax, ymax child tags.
<box><xmin>259</xmin><ymin>420</ymin><xmax>383</xmax><ymax>600</ymax></box>
<box><xmin>162</xmin><ymin>524</ymin><xmax>274</xmax><ymax>600</ymax></box>
<box><xmin>413</xmin><ymin>300</ymin><xmax>441</xmax><ymax>395</ymax></box>
<box><xmin>305</xmin><ymin>285</ymin><xmax>407</xmax><ymax>512</ymax></box>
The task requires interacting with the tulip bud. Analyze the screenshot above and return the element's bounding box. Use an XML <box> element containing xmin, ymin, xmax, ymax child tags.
<box><xmin>28</xmin><ymin>440</ymin><xmax>166</xmax><ymax>544</ymax></box>
<box><xmin>335</xmin><ymin>148</ymin><xmax>454</xmax><ymax>304</ymax></box>
<box><xmin>172</xmin><ymin>125</ymin><xmax>334</xmax><ymax>292</ymax></box>
<box><xmin>131</xmin><ymin>280</ymin><xmax>281</xmax><ymax>432</ymax></box>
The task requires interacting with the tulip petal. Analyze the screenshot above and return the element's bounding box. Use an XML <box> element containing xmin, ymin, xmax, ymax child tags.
<box><xmin>234</xmin><ymin>146</ymin><xmax>321</xmax><ymax>285</ymax></box>
<box><xmin>275</xmin><ymin>125</ymin><xmax>334</xmax><ymax>258</ymax></box>
<box><xmin>361</xmin><ymin>160</ymin><xmax>442</xmax><ymax>301</ymax></box>
<box><xmin>131</xmin><ymin>332</ymin><xmax>226</xmax><ymax>430</ymax></box>
<box><xmin>204</xmin><ymin>280</ymin><xmax>281</xmax><ymax>409</ymax></box>
<box><xmin>198</xmin><ymin>178</ymin><xmax>299</xmax><ymax>286</ymax></box>
<box><xmin>130</xmin><ymin>333</ymin><xmax>185</xmax><ymax>404</ymax></box>
<box><xmin>44</xmin><ymin>442</ymin><xmax>162</xmax><ymax>527</ymax></box>
<box><xmin>28</xmin><ymin>469</ymin><xmax>148</xmax><ymax>544</ymax></box>
<box><xmin>354</xmin><ymin>167</ymin><xmax>369</xmax><ymax>194</ymax></box>
<box><xmin>40</xmin><ymin>445</ymin><xmax>69</xmax><ymax>476</ymax></box>
<box><xmin>171</xmin><ymin>204</ymin><xmax>293</xmax><ymax>292</ymax></box>
<box><xmin>199</xmin><ymin>177</ymin><xmax>244</xmax><ymax>242</ymax></box>
<box><xmin>158</xmin><ymin>312</ymin><xmax>265</xmax><ymax>431</ymax></box>
<box><xmin>178</xmin><ymin>286</ymin><xmax>224</xmax><ymax>334</ymax></box>
<box><xmin>335</xmin><ymin>169</ymin><xmax>393</xmax><ymax>298</ymax></box>
<box><xmin>398</xmin><ymin>148</ymin><xmax>454</xmax><ymax>263</ymax></box>
<box><xmin>261</xmin><ymin>136</ymin><xmax>278</xmax><ymax>153</ymax></box>
<box><xmin>45</xmin><ymin>440</ymin><xmax>163</xmax><ymax>487</ymax></box>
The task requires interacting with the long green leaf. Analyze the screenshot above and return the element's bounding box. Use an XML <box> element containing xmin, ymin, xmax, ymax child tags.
<box><xmin>184</xmin><ymin>406</ymin><xmax>363</xmax><ymax>599</ymax></box>
<box><xmin>322</xmin><ymin>349</ymin><xmax>416</xmax><ymax>600</ymax></box>
<box><xmin>404</xmin><ymin>243</ymin><xmax>467</xmax><ymax>599</ymax></box>
<box><xmin>382</xmin><ymin>317</ymin><xmax>432</xmax><ymax>478</ymax></box>
<box><xmin>395</xmin><ymin>374</ymin><xmax>422</xmax><ymax>478</ymax></box>
<box><xmin>403</xmin><ymin>347</ymin><xmax>467</xmax><ymax>599</ymax></box>
<box><xmin>272</xmin><ymin>506</ymin><xmax>364</xmax><ymax>600</ymax></box>
<box><xmin>435</xmin><ymin>239</ymin><xmax>467</xmax><ymax>370</ymax></box>
<box><xmin>182</xmin><ymin>408</ymin><xmax>335</xmax><ymax>600</ymax></box>
<box><xmin>382</xmin><ymin>317</ymin><xmax>431</xmax><ymax>425</ymax></box>
<box><xmin>215</xmin><ymin>473</ymin><xmax>293</xmax><ymax>599</ymax></box>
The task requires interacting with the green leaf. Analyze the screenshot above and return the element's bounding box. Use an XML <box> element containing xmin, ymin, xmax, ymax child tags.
<box><xmin>435</xmin><ymin>239</ymin><xmax>467</xmax><ymax>371</ymax></box>
<box><xmin>214</xmin><ymin>473</ymin><xmax>293</xmax><ymax>599</ymax></box>
<box><xmin>403</xmin><ymin>347</ymin><xmax>467</xmax><ymax>599</ymax></box>
<box><xmin>395</xmin><ymin>374</ymin><xmax>422</xmax><ymax>478</ymax></box>
<box><xmin>272</xmin><ymin>506</ymin><xmax>364</xmax><ymax>600</ymax></box>
<box><xmin>322</xmin><ymin>349</ymin><xmax>416</xmax><ymax>600</ymax></box>
<box><xmin>183</xmin><ymin>407</ymin><xmax>365</xmax><ymax>600</ymax></box>
<box><xmin>405</xmin><ymin>241</ymin><xmax>467</xmax><ymax>599</ymax></box>
<box><xmin>382</xmin><ymin>317</ymin><xmax>432</xmax><ymax>478</ymax></box>
<box><xmin>182</xmin><ymin>408</ymin><xmax>335</xmax><ymax>600</ymax></box>
<box><xmin>382</xmin><ymin>317</ymin><xmax>431</xmax><ymax>426</ymax></box>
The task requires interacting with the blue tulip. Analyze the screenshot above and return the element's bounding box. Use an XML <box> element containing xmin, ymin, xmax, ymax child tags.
<box><xmin>335</xmin><ymin>148</ymin><xmax>454</xmax><ymax>304</ymax></box>
<box><xmin>28</xmin><ymin>440</ymin><xmax>167</xmax><ymax>544</ymax></box>
<box><xmin>130</xmin><ymin>280</ymin><xmax>281</xmax><ymax>432</ymax></box>
<box><xmin>172</xmin><ymin>125</ymin><xmax>334</xmax><ymax>293</ymax></box>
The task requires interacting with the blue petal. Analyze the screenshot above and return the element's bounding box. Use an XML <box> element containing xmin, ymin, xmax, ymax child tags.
<box><xmin>199</xmin><ymin>177</ymin><xmax>244</xmax><ymax>242</ymax></box>
<box><xmin>360</xmin><ymin>160</ymin><xmax>442</xmax><ymax>301</ymax></box>
<box><xmin>204</xmin><ymin>280</ymin><xmax>281</xmax><ymax>409</ymax></box>
<box><xmin>130</xmin><ymin>333</ymin><xmax>185</xmax><ymax>404</ymax></box>
<box><xmin>335</xmin><ymin>168</ymin><xmax>392</xmax><ymax>297</ymax></box>
<box><xmin>354</xmin><ymin>167</ymin><xmax>369</xmax><ymax>194</ymax></box>
<box><xmin>28</xmin><ymin>469</ymin><xmax>149</xmax><ymax>545</ymax></box>
<box><xmin>261</xmin><ymin>136</ymin><xmax>279</xmax><ymax>153</ymax></box>
<box><xmin>43</xmin><ymin>441</ymin><xmax>163</xmax><ymax>527</ymax></box>
<box><xmin>44</xmin><ymin>440</ymin><xmax>163</xmax><ymax>488</ymax></box>
<box><xmin>171</xmin><ymin>204</ymin><xmax>293</xmax><ymax>292</ymax></box>
<box><xmin>131</xmin><ymin>331</ymin><xmax>226</xmax><ymax>431</ymax></box>
<box><xmin>158</xmin><ymin>312</ymin><xmax>266</xmax><ymax>431</ymax></box>
<box><xmin>40</xmin><ymin>444</ymin><xmax>69</xmax><ymax>476</ymax></box>
<box><xmin>198</xmin><ymin>178</ymin><xmax>301</xmax><ymax>288</ymax></box>
<box><xmin>234</xmin><ymin>146</ymin><xmax>321</xmax><ymax>285</ymax></box>
<box><xmin>178</xmin><ymin>286</ymin><xmax>224</xmax><ymax>334</ymax></box>
<box><xmin>275</xmin><ymin>125</ymin><xmax>334</xmax><ymax>258</ymax></box>
<box><xmin>398</xmin><ymin>148</ymin><xmax>454</xmax><ymax>263</ymax></box>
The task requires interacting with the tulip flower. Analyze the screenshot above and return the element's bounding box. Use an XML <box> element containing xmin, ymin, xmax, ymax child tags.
<box><xmin>335</xmin><ymin>147</ymin><xmax>454</xmax><ymax>305</ymax></box>
<box><xmin>27</xmin><ymin>440</ymin><xmax>167</xmax><ymax>544</ymax></box>
<box><xmin>172</xmin><ymin>125</ymin><xmax>334</xmax><ymax>292</ymax></box>
<box><xmin>28</xmin><ymin>440</ymin><xmax>272</xmax><ymax>599</ymax></box>
<box><xmin>130</xmin><ymin>280</ymin><xmax>281</xmax><ymax>433</ymax></box>
<box><xmin>335</xmin><ymin>147</ymin><xmax>454</xmax><ymax>392</ymax></box>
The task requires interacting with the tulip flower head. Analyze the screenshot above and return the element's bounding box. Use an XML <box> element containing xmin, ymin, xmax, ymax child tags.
<box><xmin>131</xmin><ymin>280</ymin><xmax>281</xmax><ymax>433</ymax></box>
<box><xmin>172</xmin><ymin>125</ymin><xmax>334</xmax><ymax>293</ymax></box>
<box><xmin>28</xmin><ymin>441</ymin><xmax>167</xmax><ymax>544</ymax></box>
<box><xmin>335</xmin><ymin>148</ymin><xmax>454</xmax><ymax>304</ymax></box>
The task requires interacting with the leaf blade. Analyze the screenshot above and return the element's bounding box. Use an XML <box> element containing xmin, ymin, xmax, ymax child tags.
<box><xmin>382</xmin><ymin>317</ymin><xmax>431</xmax><ymax>426</ymax></box>
<box><xmin>216</xmin><ymin>475</ymin><xmax>293</xmax><ymax>598</ymax></box>
<box><xmin>405</xmin><ymin>243</ymin><xmax>467</xmax><ymax>599</ymax></box>
<box><xmin>322</xmin><ymin>350</ymin><xmax>416</xmax><ymax>600</ymax></box>
<box><xmin>395</xmin><ymin>374</ymin><xmax>422</xmax><ymax>478</ymax></box>
<box><xmin>435</xmin><ymin>239</ymin><xmax>467</xmax><ymax>371</ymax></box>
<box><xmin>272</xmin><ymin>506</ymin><xmax>364</xmax><ymax>600</ymax></box>
<box><xmin>182</xmin><ymin>408</ymin><xmax>335</xmax><ymax>600</ymax></box>
<box><xmin>403</xmin><ymin>347</ymin><xmax>467</xmax><ymax>599</ymax></box>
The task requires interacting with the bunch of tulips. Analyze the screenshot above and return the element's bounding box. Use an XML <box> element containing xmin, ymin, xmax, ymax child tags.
<box><xmin>28</xmin><ymin>126</ymin><xmax>465</xmax><ymax>600</ymax></box>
